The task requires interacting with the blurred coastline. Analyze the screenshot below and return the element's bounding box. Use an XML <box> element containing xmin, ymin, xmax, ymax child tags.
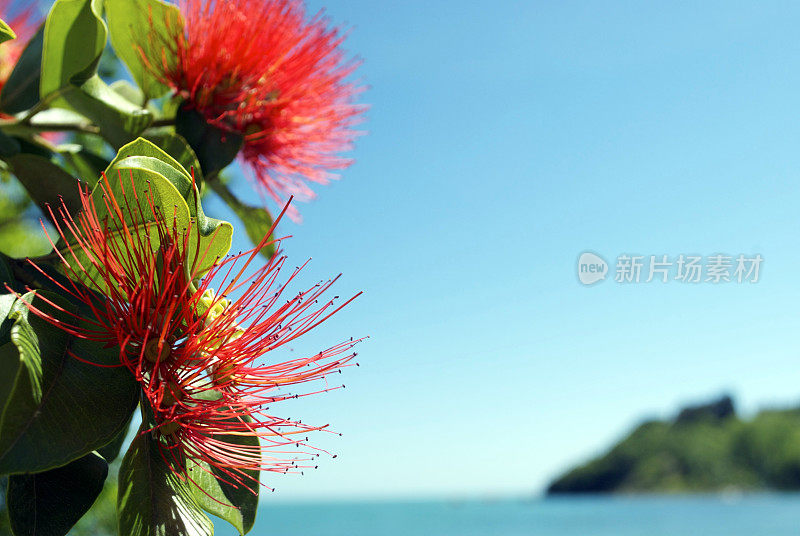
<box><xmin>548</xmin><ymin>394</ymin><xmax>800</xmax><ymax>495</ymax></box>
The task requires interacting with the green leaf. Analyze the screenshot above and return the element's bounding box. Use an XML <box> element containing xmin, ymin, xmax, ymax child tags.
<box><xmin>28</xmin><ymin>107</ymin><xmax>93</xmax><ymax>132</ymax></box>
<box><xmin>97</xmin><ymin>414</ymin><xmax>132</xmax><ymax>463</ymax></box>
<box><xmin>40</xmin><ymin>0</ymin><xmax>106</xmax><ymax>98</ymax></box>
<box><xmin>0</xmin><ymin>293</ymin><xmax>13</xmax><ymax>322</ymax></box>
<box><xmin>106</xmin><ymin>137</ymin><xmax>191</xmax><ymax>184</ymax></box>
<box><xmin>61</xmin><ymin>139</ymin><xmax>233</xmax><ymax>295</ymax></box>
<box><xmin>60</xmin><ymin>76</ymin><xmax>153</xmax><ymax>149</ymax></box>
<box><xmin>111</xmin><ymin>155</ymin><xmax>191</xmax><ymax>193</ymax></box>
<box><xmin>100</xmin><ymin>138</ymin><xmax>233</xmax><ymax>268</ymax></box>
<box><xmin>0</xmin><ymin>130</ymin><xmax>20</xmax><ymax>158</ymax></box>
<box><xmin>188</xmin><ymin>428</ymin><xmax>259</xmax><ymax>535</ymax></box>
<box><xmin>0</xmin><ymin>19</ymin><xmax>16</xmax><ymax>44</ymax></box>
<box><xmin>176</xmin><ymin>106</ymin><xmax>243</xmax><ymax>177</ymax></box>
<box><xmin>0</xmin><ymin>293</ymin><xmax>17</xmax><ymax>344</ymax></box>
<box><xmin>62</xmin><ymin>145</ymin><xmax>111</xmax><ymax>184</ymax></box>
<box><xmin>40</xmin><ymin>0</ymin><xmax>152</xmax><ymax>148</ymax></box>
<box><xmin>105</xmin><ymin>0</ymin><xmax>181</xmax><ymax>100</ymax></box>
<box><xmin>0</xmin><ymin>292</ymin><xmax>139</xmax><ymax>474</ymax></box>
<box><xmin>118</xmin><ymin>429</ymin><xmax>213</xmax><ymax>536</ymax></box>
<box><xmin>0</xmin><ymin>254</ymin><xmax>13</xmax><ymax>288</ymax></box>
<box><xmin>0</xmin><ymin>341</ymin><xmax>19</xmax><ymax>409</ymax></box>
<box><xmin>0</xmin><ymin>221</ymin><xmax>53</xmax><ymax>259</ymax></box>
<box><xmin>110</xmin><ymin>79</ymin><xmax>146</xmax><ymax>107</ymax></box>
<box><xmin>145</xmin><ymin>132</ymin><xmax>204</xmax><ymax>183</ymax></box>
<box><xmin>0</xmin><ymin>25</ymin><xmax>43</xmax><ymax>114</ymax></box>
<box><xmin>7</xmin><ymin>452</ymin><xmax>108</xmax><ymax>536</ymax></box>
<box><xmin>13</xmin><ymin>137</ymin><xmax>51</xmax><ymax>159</ymax></box>
<box><xmin>6</xmin><ymin>153</ymin><xmax>84</xmax><ymax>220</ymax></box>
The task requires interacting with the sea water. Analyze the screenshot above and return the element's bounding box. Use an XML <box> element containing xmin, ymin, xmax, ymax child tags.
<box><xmin>215</xmin><ymin>494</ymin><xmax>800</xmax><ymax>535</ymax></box>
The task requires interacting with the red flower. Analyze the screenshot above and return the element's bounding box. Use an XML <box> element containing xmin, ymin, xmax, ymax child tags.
<box><xmin>16</xmin><ymin>172</ymin><xmax>363</xmax><ymax>491</ymax></box>
<box><xmin>0</xmin><ymin>1</ymin><xmax>40</xmax><ymax>92</ymax></box>
<box><xmin>153</xmin><ymin>0</ymin><xmax>365</xmax><ymax>219</ymax></box>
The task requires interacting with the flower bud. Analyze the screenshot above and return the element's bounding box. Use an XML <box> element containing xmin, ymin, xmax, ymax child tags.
<box><xmin>159</xmin><ymin>420</ymin><xmax>181</xmax><ymax>436</ymax></box>
<box><xmin>161</xmin><ymin>381</ymin><xmax>183</xmax><ymax>407</ymax></box>
<box><xmin>144</xmin><ymin>338</ymin><xmax>172</xmax><ymax>363</ymax></box>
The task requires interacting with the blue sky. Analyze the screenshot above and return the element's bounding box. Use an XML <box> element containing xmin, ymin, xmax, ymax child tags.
<box><xmin>204</xmin><ymin>1</ymin><xmax>800</xmax><ymax>501</ymax></box>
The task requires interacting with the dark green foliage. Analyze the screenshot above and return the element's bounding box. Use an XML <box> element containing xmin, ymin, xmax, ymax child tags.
<box><xmin>62</xmin><ymin>146</ymin><xmax>111</xmax><ymax>183</ymax></box>
<box><xmin>676</xmin><ymin>394</ymin><xmax>735</xmax><ymax>424</ymax></box>
<box><xmin>117</xmin><ymin>429</ymin><xmax>213</xmax><ymax>536</ymax></box>
<box><xmin>0</xmin><ymin>179</ymin><xmax>52</xmax><ymax>260</ymax></box>
<box><xmin>144</xmin><ymin>132</ymin><xmax>203</xmax><ymax>182</ymax></box>
<box><xmin>547</xmin><ymin>395</ymin><xmax>800</xmax><ymax>494</ymax></box>
<box><xmin>0</xmin><ymin>25</ymin><xmax>43</xmax><ymax>114</ymax></box>
<box><xmin>0</xmin><ymin>464</ymin><xmax>119</xmax><ymax>536</ymax></box>
<box><xmin>175</xmin><ymin>106</ymin><xmax>243</xmax><ymax>178</ymax></box>
<box><xmin>188</xmin><ymin>413</ymin><xmax>260</xmax><ymax>535</ymax></box>
<box><xmin>0</xmin><ymin>292</ymin><xmax>139</xmax><ymax>475</ymax></box>
<box><xmin>0</xmin><ymin>0</ymin><xmax>327</xmax><ymax>532</ymax></box>
<box><xmin>732</xmin><ymin>408</ymin><xmax>800</xmax><ymax>490</ymax></box>
<box><xmin>7</xmin><ymin>154</ymin><xmax>84</xmax><ymax>219</ymax></box>
<box><xmin>0</xmin><ymin>131</ymin><xmax>20</xmax><ymax>158</ymax></box>
<box><xmin>7</xmin><ymin>452</ymin><xmax>108</xmax><ymax>536</ymax></box>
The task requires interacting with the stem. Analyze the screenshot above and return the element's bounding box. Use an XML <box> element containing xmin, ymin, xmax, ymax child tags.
<box><xmin>18</xmin><ymin>88</ymin><xmax>66</xmax><ymax>123</ymax></box>
<box><xmin>0</xmin><ymin>120</ymin><xmax>100</xmax><ymax>135</ymax></box>
<box><xmin>27</xmin><ymin>122</ymin><xmax>100</xmax><ymax>133</ymax></box>
<box><xmin>0</xmin><ymin>87</ymin><xmax>98</xmax><ymax>134</ymax></box>
<box><xmin>149</xmin><ymin>117</ymin><xmax>175</xmax><ymax>128</ymax></box>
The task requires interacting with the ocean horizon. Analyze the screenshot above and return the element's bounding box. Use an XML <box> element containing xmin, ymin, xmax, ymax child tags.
<box><xmin>214</xmin><ymin>493</ymin><xmax>800</xmax><ymax>535</ymax></box>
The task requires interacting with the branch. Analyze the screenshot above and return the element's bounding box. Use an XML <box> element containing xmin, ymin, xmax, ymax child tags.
<box><xmin>0</xmin><ymin>120</ymin><xmax>100</xmax><ymax>135</ymax></box>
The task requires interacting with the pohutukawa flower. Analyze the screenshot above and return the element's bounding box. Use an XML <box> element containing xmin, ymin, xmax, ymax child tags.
<box><xmin>0</xmin><ymin>1</ymin><xmax>40</xmax><ymax>92</ymax></box>
<box><xmin>15</xmin><ymin>172</ymin><xmax>363</xmax><ymax>492</ymax></box>
<box><xmin>149</xmin><ymin>0</ymin><xmax>365</xmax><ymax>219</ymax></box>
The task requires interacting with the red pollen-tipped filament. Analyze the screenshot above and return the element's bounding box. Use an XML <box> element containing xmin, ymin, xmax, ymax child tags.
<box><xmin>9</xmin><ymin>169</ymin><xmax>365</xmax><ymax>491</ymax></box>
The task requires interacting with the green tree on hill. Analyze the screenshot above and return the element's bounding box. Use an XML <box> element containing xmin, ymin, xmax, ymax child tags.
<box><xmin>547</xmin><ymin>395</ymin><xmax>800</xmax><ymax>494</ymax></box>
